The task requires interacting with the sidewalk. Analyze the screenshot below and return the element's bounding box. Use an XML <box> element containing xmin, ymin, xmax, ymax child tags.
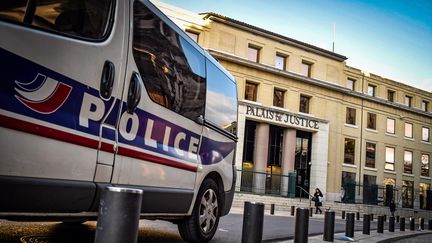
<box><xmin>280</xmin><ymin>230</ymin><xmax>432</xmax><ymax>243</ymax></box>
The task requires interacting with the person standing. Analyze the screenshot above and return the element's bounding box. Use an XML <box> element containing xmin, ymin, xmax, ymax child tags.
<box><xmin>389</xmin><ymin>200</ymin><xmax>396</xmax><ymax>216</ymax></box>
<box><xmin>313</xmin><ymin>188</ymin><xmax>323</xmax><ymax>214</ymax></box>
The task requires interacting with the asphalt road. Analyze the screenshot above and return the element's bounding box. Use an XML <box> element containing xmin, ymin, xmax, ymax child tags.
<box><xmin>0</xmin><ymin>211</ymin><xmax>385</xmax><ymax>243</ymax></box>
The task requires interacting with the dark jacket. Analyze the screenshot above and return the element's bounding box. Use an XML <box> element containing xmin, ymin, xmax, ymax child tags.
<box><xmin>313</xmin><ymin>191</ymin><xmax>323</xmax><ymax>206</ymax></box>
<box><xmin>389</xmin><ymin>202</ymin><xmax>396</xmax><ymax>212</ymax></box>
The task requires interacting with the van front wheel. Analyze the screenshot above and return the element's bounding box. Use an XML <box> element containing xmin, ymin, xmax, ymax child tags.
<box><xmin>178</xmin><ymin>179</ymin><xmax>220</xmax><ymax>243</ymax></box>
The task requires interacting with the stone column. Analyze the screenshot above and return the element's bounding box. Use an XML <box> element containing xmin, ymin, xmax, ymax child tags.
<box><xmin>253</xmin><ymin>123</ymin><xmax>269</xmax><ymax>194</ymax></box>
<box><xmin>281</xmin><ymin>128</ymin><xmax>296</xmax><ymax>196</ymax></box>
<box><xmin>309</xmin><ymin>123</ymin><xmax>329</xmax><ymax>197</ymax></box>
<box><xmin>235</xmin><ymin>107</ymin><xmax>247</xmax><ymax>191</ymax></box>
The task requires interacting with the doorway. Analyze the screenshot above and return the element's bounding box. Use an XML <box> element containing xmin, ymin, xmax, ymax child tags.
<box><xmin>295</xmin><ymin>131</ymin><xmax>312</xmax><ymax>198</ymax></box>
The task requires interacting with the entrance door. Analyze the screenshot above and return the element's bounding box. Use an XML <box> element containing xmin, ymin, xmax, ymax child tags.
<box><xmin>295</xmin><ymin>131</ymin><xmax>312</xmax><ymax>197</ymax></box>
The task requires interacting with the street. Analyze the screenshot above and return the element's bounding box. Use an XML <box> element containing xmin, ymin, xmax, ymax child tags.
<box><xmin>0</xmin><ymin>209</ymin><xmax>381</xmax><ymax>242</ymax></box>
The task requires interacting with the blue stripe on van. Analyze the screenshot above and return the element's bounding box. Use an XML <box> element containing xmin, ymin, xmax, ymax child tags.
<box><xmin>0</xmin><ymin>47</ymin><xmax>235</xmax><ymax>165</ymax></box>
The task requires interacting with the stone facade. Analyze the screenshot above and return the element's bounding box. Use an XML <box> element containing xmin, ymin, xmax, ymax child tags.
<box><xmin>155</xmin><ymin>1</ymin><xmax>432</xmax><ymax>210</ymax></box>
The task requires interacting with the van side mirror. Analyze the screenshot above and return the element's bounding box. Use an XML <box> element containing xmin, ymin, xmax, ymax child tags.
<box><xmin>196</xmin><ymin>115</ymin><xmax>204</xmax><ymax>125</ymax></box>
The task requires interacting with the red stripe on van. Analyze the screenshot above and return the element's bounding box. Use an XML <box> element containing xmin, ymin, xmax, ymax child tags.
<box><xmin>117</xmin><ymin>146</ymin><xmax>198</xmax><ymax>172</ymax></box>
<box><xmin>0</xmin><ymin>114</ymin><xmax>198</xmax><ymax>172</ymax></box>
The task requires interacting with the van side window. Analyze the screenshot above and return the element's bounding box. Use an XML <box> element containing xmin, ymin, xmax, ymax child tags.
<box><xmin>132</xmin><ymin>1</ymin><xmax>206</xmax><ymax>121</ymax></box>
<box><xmin>206</xmin><ymin>59</ymin><xmax>238</xmax><ymax>135</ymax></box>
<box><xmin>0</xmin><ymin>0</ymin><xmax>113</xmax><ymax>40</ymax></box>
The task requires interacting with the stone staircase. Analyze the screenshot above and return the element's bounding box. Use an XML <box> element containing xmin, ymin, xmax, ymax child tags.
<box><xmin>232</xmin><ymin>192</ymin><xmax>432</xmax><ymax>219</ymax></box>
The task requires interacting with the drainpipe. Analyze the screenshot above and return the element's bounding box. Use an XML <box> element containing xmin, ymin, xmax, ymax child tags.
<box><xmin>358</xmin><ymin>71</ymin><xmax>366</xmax><ymax>199</ymax></box>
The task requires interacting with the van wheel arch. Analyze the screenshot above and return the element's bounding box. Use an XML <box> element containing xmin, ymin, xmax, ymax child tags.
<box><xmin>177</xmin><ymin>173</ymin><xmax>224</xmax><ymax>242</ymax></box>
<box><xmin>203</xmin><ymin>172</ymin><xmax>225</xmax><ymax>214</ymax></box>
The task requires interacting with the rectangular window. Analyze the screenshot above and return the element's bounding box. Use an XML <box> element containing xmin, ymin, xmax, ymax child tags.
<box><xmin>419</xmin><ymin>183</ymin><xmax>430</xmax><ymax>209</ymax></box>
<box><xmin>404</xmin><ymin>150</ymin><xmax>413</xmax><ymax>174</ymax></box>
<box><xmin>404</xmin><ymin>122</ymin><xmax>413</xmax><ymax>138</ymax></box>
<box><xmin>387</xmin><ymin>90</ymin><xmax>395</xmax><ymax>102</ymax></box>
<box><xmin>363</xmin><ymin>175</ymin><xmax>377</xmax><ymax>204</ymax></box>
<box><xmin>275</xmin><ymin>54</ymin><xmax>286</xmax><ymax>70</ymax></box>
<box><xmin>367</xmin><ymin>112</ymin><xmax>376</xmax><ymax>130</ymax></box>
<box><xmin>421</xmin><ymin>101</ymin><xmax>429</xmax><ymax>112</ymax></box>
<box><xmin>299</xmin><ymin>95</ymin><xmax>310</xmax><ymax>113</ymax></box>
<box><xmin>365</xmin><ymin>142</ymin><xmax>376</xmax><ymax>168</ymax></box>
<box><xmin>402</xmin><ymin>180</ymin><xmax>414</xmax><ymax>208</ymax></box>
<box><xmin>344</xmin><ymin>138</ymin><xmax>355</xmax><ymax>164</ymax></box>
<box><xmin>273</xmin><ymin>89</ymin><xmax>285</xmax><ymax>108</ymax></box>
<box><xmin>268</xmin><ymin>125</ymin><xmax>284</xmax><ymax>166</ymax></box>
<box><xmin>346</xmin><ymin>107</ymin><xmax>356</xmax><ymax>125</ymax></box>
<box><xmin>301</xmin><ymin>61</ymin><xmax>312</xmax><ymax>77</ymax></box>
<box><xmin>386</xmin><ymin>118</ymin><xmax>395</xmax><ymax>134</ymax></box>
<box><xmin>241</xmin><ymin>120</ymin><xmax>256</xmax><ymax>192</ymax></box>
<box><xmin>245</xmin><ymin>81</ymin><xmax>258</xmax><ymax>101</ymax></box>
<box><xmin>248</xmin><ymin>45</ymin><xmax>260</xmax><ymax>62</ymax></box>
<box><xmin>186</xmin><ymin>30</ymin><xmax>199</xmax><ymax>42</ymax></box>
<box><xmin>133</xmin><ymin>2</ymin><xmax>206</xmax><ymax>121</ymax></box>
<box><xmin>421</xmin><ymin>154</ymin><xmax>430</xmax><ymax>177</ymax></box>
<box><xmin>346</xmin><ymin>78</ymin><xmax>355</xmax><ymax>91</ymax></box>
<box><xmin>405</xmin><ymin>96</ymin><xmax>412</xmax><ymax>107</ymax></box>
<box><xmin>0</xmin><ymin>0</ymin><xmax>114</xmax><ymax>41</ymax></box>
<box><xmin>423</xmin><ymin>127</ymin><xmax>430</xmax><ymax>142</ymax></box>
<box><xmin>367</xmin><ymin>84</ymin><xmax>376</xmax><ymax>96</ymax></box>
<box><xmin>242</xmin><ymin>120</ymin><xmax>256</xmax><ymax>162</ymax></box>
<box><xmin>385</xmin><ymin>147</ymin><xmax>395</xmax><ymax>171</ymax></box>
<box><xmin>341</xmin><ymin>171</ymin><xmax>356</xmax><ymax>203</ymax></box>
<box><xmin>205</xmin><ymin>59</ymin><xmax>238</xmax><ymax>134</ymax></box>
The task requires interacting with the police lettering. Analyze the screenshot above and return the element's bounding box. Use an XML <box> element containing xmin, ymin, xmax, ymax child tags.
<box><xmin>79</xmin><ymin>93</ymin><xmax>199</xmax><ymax>159</ymax></box>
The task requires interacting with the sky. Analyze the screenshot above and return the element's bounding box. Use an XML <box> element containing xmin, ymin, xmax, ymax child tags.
<box><xmin>157</xmin><ymin>0</ymin><xmax>432</xmax><ymax>92</ymax></box>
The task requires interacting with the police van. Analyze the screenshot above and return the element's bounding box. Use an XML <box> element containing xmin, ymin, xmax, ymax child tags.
<box><xmin>0</xmin><ymin>1</ymin><xmax>238</xmax><ymax>242</ymax></box>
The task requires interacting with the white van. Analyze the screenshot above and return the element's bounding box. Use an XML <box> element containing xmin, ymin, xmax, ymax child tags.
<box><xmin>0</xmin><ymin>1</ymin><xmax>238</xmax><ymax>242</ymax></box>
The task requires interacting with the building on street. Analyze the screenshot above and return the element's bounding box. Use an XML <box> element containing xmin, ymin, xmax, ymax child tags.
<box><xmin>155</xmin><ymin>1</ymin><xmax>432</xmax><ymax>210</ymax></box>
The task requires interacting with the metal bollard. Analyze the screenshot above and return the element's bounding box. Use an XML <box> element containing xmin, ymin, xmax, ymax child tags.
<box><xmin>356</xmin><ymin>212</ymin><xmax>360</xmax><ymax>220</ymax></box>
<box><xmin>294</xmin><ymin>208</ymin><xmax>309</xmax><ymax>243</ymax></box>
<box><xmin>310</xmin><ymin>207</ymin><xmax>313</xmax><ymax>217</ymax></box>
<box><xmin>363</xmin><ymin>214</ymin><xmax>370</xmax><ymax>235</ymax></box>
<box><xmin>396</xmin><ymin>215</ymin><xmax>400</xmax><ymax>223</ymax></box>
<box><xmin>94</xmin><ymin>187</ymin><xmax>143</xmax><ymax>243</ymax></box>
<box><xmin>400</xmin><ymin>217</ymin><xmax>405</xmax><ymax>231</ymax></box>
<box><xmin>389</xmin><ymin>216</ymin><xmax>395</xmax><ymax>232</ymax></box>
<box><xmin>420</xmin><ymin>218</ymin><xmax>424</xmax><ymax>230</ymax></box>
<box><xmin>377</xmin><ymin>216</ymin><xmax>384</xmax><ymax>233</ymax></box>
<box><xmin>370</xmin><ymin>213</ymin><xmax>374</xmax><ymax>221</ymax></box>
<box><xmin>345</xmin><ymin>213</ymin><xmax>355</xmax><ymax>237</ymax></box>
<box><xmin>270</xmin><ymin>203</ymin><xmax>275</xmax><ymax>215</ymax></box>
<box><xmin>242</xmin><ymin>201</ymin><xmax>265</xmax><ymax>243</ymax></box>
<box><xmin>342</xmin><ymin>210</ymin><xmax>345</xmax><ymax>219</ymax></box>
<box><xmin>323</xmin><ymin>211</ymin><xmax>335</xmax><ymax>242</ymax></box>
<box><xmin>291</xmin><ymin>206</ymin><xmax>295</xmax><ymax>216</ymax></box>
<box><xmin>409</xmin><ymin>217</ymin><xmax>415</xmax><ymax>231</ymax></box>
<box><xmin>428</xmin><ymin>219</ymin><xmax>432</xmax><ymax>230</ymax></box>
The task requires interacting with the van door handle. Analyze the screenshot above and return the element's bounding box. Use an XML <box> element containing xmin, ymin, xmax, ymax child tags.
<box><xmin>100</xmin><ymin>61</ymin><xmax>115</xmax><ymax>99</ymax></box>
<box><xmin>126</xmin><ymin>72</ymin><xmax>142</xmax><ymax>114</ymax></box>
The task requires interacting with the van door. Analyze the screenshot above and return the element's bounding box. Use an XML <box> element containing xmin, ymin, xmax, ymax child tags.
<box><xmin>110</xmin><ymin>0</ymin><xmax>205</xmax><ymax>213</ymax></box>
<box><xmin>0</xmin><ymin>0</ymin><xmax>127</xmax><ymax>211</ymax></box>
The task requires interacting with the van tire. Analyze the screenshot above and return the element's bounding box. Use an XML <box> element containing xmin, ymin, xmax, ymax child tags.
<box><xmin>178</xmin><ymin>179</ymin><xmax>220</xmax><ymax>243</ymax></box>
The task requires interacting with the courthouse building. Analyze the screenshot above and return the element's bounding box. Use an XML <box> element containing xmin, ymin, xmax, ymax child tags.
<box><xmin>155</xmin><ymin>1</ymin><xmax>432</xmax><ymax>209</ymax></box>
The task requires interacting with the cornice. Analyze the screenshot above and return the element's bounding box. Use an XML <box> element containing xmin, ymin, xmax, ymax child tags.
<box><xmin>208</xmin><ymin>49</ymin><xmax>432</xmax><ymax>119</ymax></box>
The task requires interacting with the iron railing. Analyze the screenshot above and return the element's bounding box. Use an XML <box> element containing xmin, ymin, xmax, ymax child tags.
<box><xmin>236</xmin><ymin>169</ymin><xmax>295</xmax><ymax>197</ymax></box>
<box><xmin>236</xmin><ymin>169</ymin><xmax>432</xmax><ymax>210</ymax></box>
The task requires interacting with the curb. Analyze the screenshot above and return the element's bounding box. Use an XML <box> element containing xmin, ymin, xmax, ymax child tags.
<box><xmin>377</xmin><ymin>232</ymin><xmax>432</xmax><ymax>243</ymax></box>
